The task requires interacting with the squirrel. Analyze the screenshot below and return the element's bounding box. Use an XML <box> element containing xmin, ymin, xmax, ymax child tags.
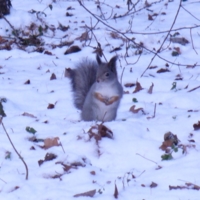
<box><xmin>69</xmin><ymin>55</ymin><xmax>123</xmax><ymax>122</ymax></box>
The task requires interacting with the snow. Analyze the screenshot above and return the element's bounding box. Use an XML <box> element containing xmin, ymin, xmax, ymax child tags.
<box><xmin>0</xmin><ymin>0</ymin><xmax>200</xmax><ymax>199</ymax></box>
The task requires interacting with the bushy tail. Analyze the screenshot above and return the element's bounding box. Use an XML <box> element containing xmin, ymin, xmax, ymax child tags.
<box><xmin>70</xmin><ymin>58</ymin><xmax>97</xmax><ymax>110</ymax></box>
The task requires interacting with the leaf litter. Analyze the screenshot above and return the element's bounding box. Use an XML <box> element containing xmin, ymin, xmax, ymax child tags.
<box><xmin>0</xmin><ymin>0</ymin><xmax>200</xmax><ymax>200</ymax></box>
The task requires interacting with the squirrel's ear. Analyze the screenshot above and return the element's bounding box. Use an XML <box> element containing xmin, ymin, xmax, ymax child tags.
<box><xmin>108</xmin><ymin>56</ymin><xmax>118</xmax><ymax>73</ymax></box>
<box><xmin>108</xmin><ymin>56</ymin><xmax>118</xmax><ymax>66</ymax></box>
<box><xmin>96</xmin><ymin>55</ymin><xmax>102</xmax><ymax>65</ymax></box>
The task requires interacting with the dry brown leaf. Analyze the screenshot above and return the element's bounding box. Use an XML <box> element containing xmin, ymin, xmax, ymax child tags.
<box><xmin>74</xmin><ymin>189</ymin><xmax>96</xmax><ymax>197</ymax></box>
<box><xmin>44</xmin><ymin>153</ymin><xmax>57</xmax><ymax>161</ymax></box>
<box><xmin>110</xmin><ymin>47</ymin><xmax>122</xmax><ymax>53</ymax></box>
<box><xmin>24</xmin><ymin>80</ymin><xmax>30</xmax><ymax>84</ymax></box>
<box><xmin>129</xmin><ymin>105</ymin><xmax>144</xmax><ymax>114</ymax></box>
<box><xmin>114</xmin><ymin>183</ymin><xmax>118</xmax><ymax>199</ymax></box>
<box><xmin>47</xmin><ymin>103</ymin><xmax>55</xmax><ymax>109</ymax></box>
<box><xmin>50</xmin><ymin>73</ymin><xmax>56</xmax><ymax>80</ymax></box>
<box><xmin>90</xmin><ymin>171</ymin><xmax>96</xmax><ymax>175</ymax></box>
<box><xmin>160</xmin><ymin>132</ymin><xmax>179</xmax><ymax>151</ymax></box>
<box><xmin>76</xmin><ymin>31</ymin><xmax>89</xmax><ymax>42</ymax></box>
<box><xmin>64</xmin><ymin>45</ymin><xmax>81</xmax><ymax>55</ymax></box>
<box><xmin>9</xmin><ymin>186</ymin><xmax>20</xmax><ymax>193</ymax></box>
<box><xmin>148</xmin><ymin>14</ymin><xmax>153</xmax><ymax>20</ymax></box>
<box><xmin>169</xmin><ymin>183</ymin><xmax>200</xmax><ymax>190</ymax></box>
<box><xmin>22</xmin><ymin>112</ymin><xmax>36</xmax><ymax>118</ymax></box>
<box><xmin>124</xmin><ymin>83</ymin><xmax>135</xmax><ymax>88</ymax></box>
<box><xmin>150</xmin><ymin>182</ymin><xmax>158</xmax><ymax>188</ymax></box>
<box><xmin>148</xmin><ymin>83</ymin><xmax>154</xmax><ymax>94</ymax></box>
<box><xmin>149</xmin><ymin>66</ymin><xmax>157</xmax><ymax>69</ymax></box>
<box><xmin>193</xmin><ymin>121</ymin><xmax>200</xmax><ymax>130</ymax></box>
<box><xmin>157</xmin><ymin>68</ymin><xmax>170</xmax><ymax>73</ymax></box>
<box><xmin>44</xmin><ymin>137</ymin><xmax>60</xmax><ymax>149</ymax></box>
<box><xmin>174</xmin><ymin>47</ymin><xmax>181</xmax><ymax>54</ymax></box>
<box><xmin>88</xmin><ymin>124</ymin><xmax>113</xmax><ymax>142</ymax></box>
<box><xmin>133</xmin><ymin>81</ymin><xmax>143</xmax><ymax>93</ymax></box>
<box><xmin>159</xmin><ymin>140</ymin><xmax>174</xmax><ymax>151</ymax></box>
<box><xmin>44</xmin><ymin>51</ymin><xmax>53</xmax><ymax>55</ymax></box>
<box><xmin>170</xmin><ymin>37</ymin><xmax>189</xmax><ymax>45</ymax></box>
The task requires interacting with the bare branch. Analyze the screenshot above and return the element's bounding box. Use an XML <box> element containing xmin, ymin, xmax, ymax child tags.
<box><xmin>0</xmin><ymin>117</ymin><xmax>29</xmax><ymax>180</ymax></box>
<box><xmin>140</xmin><ymin>0</ymin><xmax>182</xmax><ymax>77</ymax></box>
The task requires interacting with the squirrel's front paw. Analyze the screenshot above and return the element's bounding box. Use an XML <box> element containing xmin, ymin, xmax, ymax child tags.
<box><xmin>94</xmin><ymin>92</ymin><xmax>119</xmax><ymax>105</ymax></box>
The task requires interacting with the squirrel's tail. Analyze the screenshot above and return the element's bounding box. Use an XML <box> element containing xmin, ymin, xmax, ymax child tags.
<box><xmin>70</xmin><ymin>58</ymin><xmax>97</xmax><ymax>110</ymax></box>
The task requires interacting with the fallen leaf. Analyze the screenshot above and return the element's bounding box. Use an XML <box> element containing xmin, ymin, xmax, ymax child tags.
<box><xmin>74</xmin><ymin>189</ymin><xmax>96</xmax><ymax>197</ymax></box>
<box><xmin>26</xmin><ymin>126</ymin><xmax>37</xmax><ymax>134</ymax></box>
<box><xmin>66</xmin><ymin>12</ymin><xmax>73</xmax><ymax>17</ymax></box>
<box><xmin>193</xmin><ymin>121</ymin><xmax>200</xmax><ymax>130</ymax></box>
<box><xmin>47</xmin><ymin>103</ymin><xmax>55</xmax><ymax>109</ymax></box>
<box><xmin>148</xmin><ymin>83</ymin><xmax>154</xmax><ymax>94</ymax></box>
<box><xmin>148</xmin><ymin>14</ymin><xmax>153</xmax><ymax>20</ymax></box>
<box><xmin>110</xmin><ymin>47</ymin><xmax>122</xmax><ymax>53</ymax></box>
<box><xmin>149</xmin><ymin>66</ymin><xmax>157</xmax><ymax>69</ymax></box>
<box><xmin>44</xmin><ymin>51</ymin><xmax>53</xmax><ymax>55</ymax></box>
<box><xmin>133</xmin><ymin>81</ymin><xmax>143</xmax><ymax>93</ymax></box>
<box><xmin>88</xmin><ymin>124</ymin><xmax>113</xmax><ymax>142</ymax></box>
<box><xmin>170</xmin><ymin>37</ymin><xmax>189</xmax><ymax>45</ymax></box>
<box><xmin>157</xmin><ymin>68</ymin><xmax>170</xmax><ymax>73</ymax></box>
<box><xmin>22</xmin><ymin>112</ymin><xmax>36</xmax><ymax>118</ymax></box>
<box><xmin>38</xmin><ymin>160</ymin><xmax>44</xmax><ymax>166</ymax></box>
<box><xmin>129</xmin><ymin>105</ymin><xmax>144</xmax><ymax>114</ymax></box>
<box><xmin>90</xmin><ymin>171</ymin><xmax>96</xmax><ymax>175</ymax></box>
<box><xmin>76</xmin><ymin>31</ymin><xmax>89</xmax><ymax>42</ymax></box>
<box><xmin>24</xmin><ymin>80</ymin><xmax>30</xmax><ymax>84</ymax></box>
<box><xmin>124</xmin><ymin>83</ymin><xmax>135</xmax><ymax>88</ymax></box>
<box><xmin>50</xmin><ymin>73</ymin><xmax>56</xmax><ymax>80</ymax></box>
<box><xmin>64</xmin><ymin>45</ymin><xmax>81</xmax><ymax>54</ymax></box>
<box><xmin>9</xmin><ymin>186</ymin><xmax>20</xmax><ymax>193</ymax></box>
<box><xmin>44</xmin><ymin>137</ymin><xmax>60</xmax><ymax>149</ymax></box>
<box><xmin>150</xmin><ymin>182</ymin><xmax>158</xmax><ymax>188</ymax></box>
<box><xmin>114</xmin><ymin>184</ymin><xmax>118</xmax><ymax>199</ymax></box>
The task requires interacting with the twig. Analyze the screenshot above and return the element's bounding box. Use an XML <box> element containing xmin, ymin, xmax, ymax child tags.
<box><xmin>181</xmin><ymin>5</ymin><xmax>200</xmax><ymax>22</ymax></box>
<box><xmin>120</xmin><ymin>67</ymin><xmax>125</xmax><ymax>85</ymax></box>
<box><xmin>136</xmin><ymin>153</ymin><xmax>162</xmax><ymax>169</ymax></box>
<box><xmin>128</xmin><ymin>25</ymin><xmax>200</xmax><ymax>35</ymax></box>
<box><xmin>137</xmin><ymin>170</ymin><xmax>145</xmax><ymax>178</ymax></box>
<box><xmin>0</xmin><ymin>13</ymin><xmax>16</xmax><ymax>32</ymax></box>
<box><xmin>140</xmin><ymin>0</ymin><xmax>182</xmax><ymax>77</ymax></box>
<box><xmin>0</xmin><ymin>177</ymin><xmax>7</xmax><ymax>184</ymax></box>
<box><xmin>0</xmin><ymin>117</ymin><xmax>29</xmax><ymax>180</ymax></box>
<box><xmin>152</xmin><ymin>103</ymin><xmax>157</xmax><ymax>118</ymax></box>
<box><xmin>188</xmin><ymin>85</ymin><xmax>200</xmax><ymax>92</ymax></box>
<box><xmin>59</xmin><ymin>141</ymin><xmax>65</xmax><ymax>153</ymax></box>
<box><xmin>190</xmin><ymin>28</ymin><xmax>198</xmax><ymax>55</ymax></box>
<box><xmin>78</xmin><ymin>0</ymin><xmax>200</xmax><ymax>70</ymax></box>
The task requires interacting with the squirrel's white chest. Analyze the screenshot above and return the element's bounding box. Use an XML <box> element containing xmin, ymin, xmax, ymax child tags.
<box><xmin>95</xmin><ymin>82</ymin><xmax>118</xmax><ymax>96</ymax></box>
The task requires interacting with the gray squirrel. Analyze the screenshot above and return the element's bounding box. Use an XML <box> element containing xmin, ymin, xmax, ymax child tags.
<box><xmin>69</xmin><ymin>55</ymin><xmax>123</xmax><ymax>121</ymax></box>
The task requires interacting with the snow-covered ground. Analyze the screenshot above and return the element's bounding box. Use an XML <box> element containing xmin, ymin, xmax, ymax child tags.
<box><xmin>0</xmin><ymin>0</ymin><xmax>200</xmax><ymax>199</ymax></box>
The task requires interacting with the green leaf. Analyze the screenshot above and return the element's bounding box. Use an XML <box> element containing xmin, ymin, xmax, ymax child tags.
<box><xmin>26</xmin><ymin>126</ymin><xmax>37</xmax><ymax>134</ymax></box>
<box><xmin>38</xmin><ymin>26</ymin><xmax>43</xmax><ymax>35</ymax></box>
<box><xmin>172</xmin><ymin>144</ymin><xmax>178</xmax><ymax>152</ymax></box>
<box><xmin>132</xmin><ymin>98</ymin><xmax>138</xmax><ymax>103</ymax></box>
<box><xmin>171</xmin><ymin>82</ymin><xmax>177</xmax><ymax>90</ymax></box>
<box><xmin>5</xmin><ymin>151</ymin><xmax>11</xmax><ymax>159</ymax></box>
<box><xmin>161</xmin><ymin>154</ymin><xmax>173</xmax><ymax>160</ymax></box>
<box><xmin>172</xmin><ymin>51</ymin><xmax>179</xmax><ymax>56</ymax></box>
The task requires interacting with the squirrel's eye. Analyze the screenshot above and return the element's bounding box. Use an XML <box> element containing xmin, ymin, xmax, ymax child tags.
<box><xmin>105</xmin><ymin>72</ymin><xmax>109</xmax><ymax>77</ymax></box>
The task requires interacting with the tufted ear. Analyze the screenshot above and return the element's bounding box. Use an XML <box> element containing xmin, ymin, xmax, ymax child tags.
<box><xmin>108</xmin><ymin>56</ymin><xmax>118</xmax><ymax>74</ymax></box>
<box><xmin>96</xmin><ymin>54</ymin><xmax>102</xmax><ymax>65</ymax></box>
